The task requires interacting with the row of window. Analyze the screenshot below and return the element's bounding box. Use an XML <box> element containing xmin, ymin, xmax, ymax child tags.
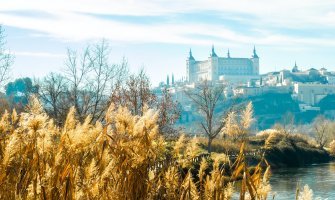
<box><xmin>299</xmin><ymin>89</ymin><xmax>335</xmax><ymax>94</ymax></box>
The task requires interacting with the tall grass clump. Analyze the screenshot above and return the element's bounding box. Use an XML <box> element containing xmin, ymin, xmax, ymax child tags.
<box><xmin>329</xmin><ymin>140</ymin><xmax>335</xmax><ymax>155</ymax></box>
<box><xmin>222</xmin><ymin>102</ymin><xmax>254</xmax><ymax>141</ymax></box>
<box><xmin>297</xmin><ymin>184</ymin><xmax>313</xmax><ymax>200</ymax></box>
<box><xmin>0</xmin><ymin>97</ymin><xmax>271</xmax><ymax>200</ymax></box>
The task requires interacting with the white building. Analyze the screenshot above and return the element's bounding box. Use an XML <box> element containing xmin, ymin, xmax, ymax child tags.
<box><xmin>233</xmin><ymin>86</ymin><xmax>263</xmax><ymax>97</ymax></box>
<box><xmin>233</xmin><ymin>85</ymin><xmax>292</xmax><ymax>97</ymax></box>
<box><xmin>293</xmin><ymin>83</ymin><xmax>335</xmax><ymax>107</ymax></box>
<box><xmin>186</xmin><ymin>46</ymin><xmax>259</xmax><ymax>83</ymax></box>
<box><xmin>326</xmin><ymin>75</ymin><xmax>335</xmax><ymax>85</ymax></box>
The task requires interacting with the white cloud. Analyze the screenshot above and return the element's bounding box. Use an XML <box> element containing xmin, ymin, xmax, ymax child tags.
<box><xmin>4</xmin><ymin>49</ymin><xmax>66</xmax><ymax>58</ymax></box>
<box><xmin>12</xmin><ymin>51</ymin><xmax>66</xmax><ymax>58</ymax></box>
<box><xmin>0</xmin><ymin>0</ymin><xmax>335</xmax><ymax>47</ymax></box>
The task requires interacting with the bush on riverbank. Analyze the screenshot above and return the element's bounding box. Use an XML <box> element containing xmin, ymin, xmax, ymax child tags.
<box><xmin>330</xmin><ymin>140</ymin><xmax>335</xmax><ymax>155</ymax></box>
<box><xmin>198</xmin><ymin>130</ymin><xmax>331</xmax><ymax>168</ymax></box>
<box><xmin>262</xmin><ymin>131</ymin><xmax>330</xmax><ymax>167</ymax></box>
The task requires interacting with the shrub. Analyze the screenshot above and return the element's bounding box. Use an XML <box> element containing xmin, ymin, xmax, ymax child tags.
<box><xmin>329</xmin><ymin>140</ymin><xmax>335</xmax><ymax>155</ymax></box>
<box><xmin>256</xmin><ymin>129</ymin><xmax>280</xmax><ymax>138</ymax></box>
<box><xmin>264</xmin><ymin>131</ymin><xmax>286</xmax><ymax>149</ymax></box>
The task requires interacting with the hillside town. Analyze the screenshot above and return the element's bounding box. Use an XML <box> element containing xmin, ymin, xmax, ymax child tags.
<box><xmin>156</xmin><ymin>46</ymin><xmax>335</xmax><ymax>115</ymax></box>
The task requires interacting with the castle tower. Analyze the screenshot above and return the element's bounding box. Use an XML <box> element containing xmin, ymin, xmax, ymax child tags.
<box><xmin>186</xmin><ymin>49</ymin><xmax>196</xmax><ymax>83</ymax></box>
<box><xmin>251</xmin><ymin>46</ymin><xmax>259</xmax><ymax>75</ymax></box>
<box><xmin>209</xmin><ymin>45</ymin><xmax>219</xmax><ymax>81</ymax></box>
<box><xmin>210</xmin><ymin>45</ymin><xmax>218</xmax><ymax>57</ymax></box>
<box><xmin>172</xmin><ymin>73</ymin><xmax>175</xmax><ymax>85</ymax></box>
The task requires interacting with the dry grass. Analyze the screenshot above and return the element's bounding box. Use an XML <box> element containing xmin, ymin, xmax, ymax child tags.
<box><xmin>198</xmin><ymin>137</ymin><xmax>261</xmax><ymax>155</ymax></box>
<box><xmin>198</xmin><ymin>137</ymin><xmax>240</xmax><ymax>154</ymax></box>
<box><xmin>0</xmin><ymin>97</ymin><xmax>272</xmax><ymax>200</ymax></box>
<box><xmin>329</xmin><ymin>140</ymin><xmax>335</xmax><ymax>155</ymax></box>
<box><xmin>264</xmin><ymin>131</ymin><xmax>316</xmax><ymax>150</ymax></box>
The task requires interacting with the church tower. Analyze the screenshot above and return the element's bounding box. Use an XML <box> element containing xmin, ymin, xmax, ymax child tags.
<box><xmin>292</xmin><ymin>61</ymin><xmax>299</xmax><ymax>72</ymax></box>
<box><xmin>251</xmin><ymin>46</ymin><xmax>259</xmax><ymax>75</ymax></box>
<box><xmin>186</xmin><ymin>49</ymin><xmax>196</xmax><ymax>83</ymax></box>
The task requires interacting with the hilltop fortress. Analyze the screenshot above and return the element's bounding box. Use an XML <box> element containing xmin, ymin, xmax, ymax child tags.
<box><xmin>155</xmin><ymin>46</ymin><xmax>335</xmax><ymax>115</ymax></box>
<box><xmin>186</xmin><ymin>46</ymin><xmax>259</xmax><ymax>83</ymax></box>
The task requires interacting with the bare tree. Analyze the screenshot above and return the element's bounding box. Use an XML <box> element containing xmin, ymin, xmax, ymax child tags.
<box><xmin>111</xmin><ymin>69</ymin><xmax>156</xmax><ymax>116</ymax></box>
<box><xmin>313</xmin><ymin>115</ymin><xmax>331</xmax><ymax>149</ymax></box>
<box><xmin>0</xmin><ymin>25</ymin><xmax>13</xmax><ymax>87</ymax></box>
<box><xmin>63</xmin><ymin>40</ymin><xmax>125</xmax><ymax>122</ymax></box>
<box><xmin>38</xmin><ymin>73</ymin><xmax>69</xmax><ymax>125</ymax></box>
<box><xmin>273</xmin><ymin>111</ymin><xmax>296</xmax><ymax>135</ymax></box>
<box><xmin>110</xmin><ymin>69</ymin><xmax>180</xmax><ymax>136</ymax></box>
<box><xmin>185</xmin><ymin>80</ymin><xmax>224</xmax><ymax>153</ymax></box>
<box><xmin>85</xmin><ymin>40</ymin><xmax>127</xmax><ymax>122</ymax></box>
<box><xmin>157</xmin><ymin>87</ymin><xmax>181</xmax><ymax>137</ymax></box>
<box><xmin>64</xmin><ymin>46</ymin><xmax>92</xmax><ymax>121</ymax></box>
<box><xmin>108</xmin><ymin>57</ymin><xmax>129</xmax><ymax>107</ymax></box>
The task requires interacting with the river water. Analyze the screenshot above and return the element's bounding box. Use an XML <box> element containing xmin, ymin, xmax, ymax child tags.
<box><xmin>269</xmin><ymin>162</ymin><xmax>335</xmax><ymax>199</ymax></box>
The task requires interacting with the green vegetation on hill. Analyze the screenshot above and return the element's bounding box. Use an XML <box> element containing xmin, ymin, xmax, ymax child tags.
<box><xmin>251</xmin><ymin>93</ymin><xmax>300</xmax><ymax>115</ymax></box>
<box><xmin>250</xmin><ymin>93</ymin><xmax>299</xmax><ymax>129</ymax></box>
<box><xmin>231</xmin><ymin>93</ymin><xmax>321</xmax><ymax>129</ymax></box>
<box><xmin>318</xmin><ymin>94</ymin><xmax>335</xmax><ymax>111</ymax></box>
<box><xmin>227</xmin><ymin>93</ymin><xmax>299</xmax><ymax>129</ymax></box>
<box><xmin>180</xmin><ymin>92</ymin><xmax>322</xmax><ymax>131</ymax></box>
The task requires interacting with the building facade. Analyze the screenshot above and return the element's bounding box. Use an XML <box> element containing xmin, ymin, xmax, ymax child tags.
<box><xmin>293</xmin><ymin>83</ymin><xmax>335</xmax><ymax>106</ymax></box>
<box><xmin>186</xmin><ymin>46</ymin><xmax>259</xmax><ymax>83</ymax></box>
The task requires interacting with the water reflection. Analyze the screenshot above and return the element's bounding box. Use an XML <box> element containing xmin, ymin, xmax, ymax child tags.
<box><xmin>270</xmin><ymin>162</ymin><xmax>335</xmax><ymax>199</ymax></box>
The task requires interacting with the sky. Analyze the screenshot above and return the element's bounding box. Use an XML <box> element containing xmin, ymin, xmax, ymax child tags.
<box><xmin>1</xmin><ymin>0</ymin><xmax>335</xmax><ymax>85</ymax></box>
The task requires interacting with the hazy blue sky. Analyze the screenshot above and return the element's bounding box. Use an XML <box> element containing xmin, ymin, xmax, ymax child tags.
<box><xmin>1</xmin><ymin>0</ymin><xmax>335</xmax><ymax>85</ymax></box>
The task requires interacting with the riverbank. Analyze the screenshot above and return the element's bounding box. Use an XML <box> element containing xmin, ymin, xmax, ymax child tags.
<box><xmin>262</xmin><ymin>132</ymin><xmax>331</xmax><ymax>168</ymax></box>
<box><xmin>198</xmin><ymin>131</ymin><xmax>332</xmax><ymax>168</ymax></box>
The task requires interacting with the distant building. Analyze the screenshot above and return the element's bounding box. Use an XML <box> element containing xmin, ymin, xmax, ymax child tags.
<box><xmin>233</xmin><ymin>86</ymin><xmax>263</xmax><ymax>97</ymax></box>
<box><xmin>186</xmin><ymin>46</ymin><xmax>259</xmax><ymax>83</ymax></box>
<box><xmin>292</xmin><ymin>62</ymin><xmax>299</xmax><ymax>73</ymax></box>
<box><xmin>292</xmin><ymin>83</ymin><xmax>335</xmax><ymax>107</ymax></box>
<box><xmin>262</xmin><ymin>63</ymin><xmax>330</xmax><ymax>86</ymax></box>
<box><xmin>233</xmin><ymin>85</ymin><xmax>292</xmax><ymax>97</ymax></box>
<box><xmin>326</xmin><ymin>75</ymin><xmax>335</xmax><ymax>85</ymax></box>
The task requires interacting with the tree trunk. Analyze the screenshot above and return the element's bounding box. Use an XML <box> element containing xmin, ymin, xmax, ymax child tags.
<box><xmin>208</xmin><ymin>137</ymin><xmax>213</xmax><ymax>154</ymax></box>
